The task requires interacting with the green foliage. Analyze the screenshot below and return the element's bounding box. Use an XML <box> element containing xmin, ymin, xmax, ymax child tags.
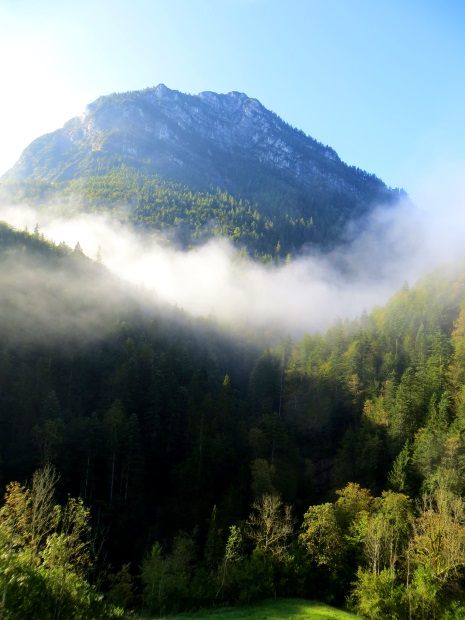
<box><xmin>215</xmin><ymin>525</ymin><xmax>244</xmax><ymax>601</ymax></box>
<box><xmin>388</xmin><ymin>442</ymin><xmax>411</xmax><ymax>492</ymax></box>
<box><xmin>0</xmin><ymin>466</ymin><xmax>121</xmax><ymax>619</ymax></box>
<box><xmin>140</xmin><ymin>543</ymin><xmax>165</xmax><ymax>616</ymax></box>
<box><xmin>300</xmin><ymin>503</ymin><xmax>344</xmax><ymax>569</ymax></box>
<box><xmin>350</xmin><ymin>568</ymin><xmax>405</xmax><ymax>619</ymax></box>
<box><xmin>106</xmin><ymin>563</ymin><xmax>135</xmax><ymax>610</ymax></box>
<box><xmin>6</xmin><ymin>211</ymin><xmax>465</xmax><ymax>616</ymax></box>
<box><xmin>406</xmin><ymin>566</ymin><xmax>441</xmax><ymax>620</ymax></box>
<box><xmin>1</xmin><ymin>170</ymin><xmax>318</xmax><ymax>260</ymax></box>
<box><xmin>141</xmin><ymin>532</ymin><xmax>198</xmax><ymax>615</ymax></box>
<box><xmin>233</xmin><ymin>548</ymin><xmax>276</xmax><ymax>605</ymax></box>
<box><xmin>409</xmin><ymin>486</ymin><xmax>465</xmax><ymax>585</ymax></box>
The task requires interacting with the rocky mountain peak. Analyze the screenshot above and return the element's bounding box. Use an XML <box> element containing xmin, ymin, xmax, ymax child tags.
<box><xmin>1</xmin><ymin>85</ymin><xmax>403</xmax><ymax>252</ymax></box>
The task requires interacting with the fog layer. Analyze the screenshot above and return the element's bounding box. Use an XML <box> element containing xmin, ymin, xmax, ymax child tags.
<box><xmin>0</xmin><ymin>185</ymin><xmax>462</xmax><ymax>337</ymax></box>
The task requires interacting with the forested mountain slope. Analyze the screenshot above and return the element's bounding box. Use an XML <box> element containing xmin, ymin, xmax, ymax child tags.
<box><xmin>0</xmin><ymin>85</ymin><xmax>405</xmax><ymax>258</ymax></box>
<box><xmin>2</xmin><ymin>219</ymin><xmax>465</xmax><ymax>616</ymax></box>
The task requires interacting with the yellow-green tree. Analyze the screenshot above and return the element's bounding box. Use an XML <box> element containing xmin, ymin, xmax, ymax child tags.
<box><xmin>0</xmin><ymin>465</ymin><xmax>120</xmax><ymax>619</ymax></box>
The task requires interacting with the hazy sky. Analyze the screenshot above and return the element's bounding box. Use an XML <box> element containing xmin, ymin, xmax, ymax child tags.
<box><xmin>1</xmin><ymin>0</ymin><xmax>465</xmax><ymax>199</ymax></box>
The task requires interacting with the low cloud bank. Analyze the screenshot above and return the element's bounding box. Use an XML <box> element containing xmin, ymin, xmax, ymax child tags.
<box><xmin>0</xmin><ymin>178</ymin><xmax>464</xmax><ymax>337</ymax></box>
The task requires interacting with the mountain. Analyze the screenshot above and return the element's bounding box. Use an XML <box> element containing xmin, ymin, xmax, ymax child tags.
<box><xmin>5</xmin><ymin>88</ymin><xmax>465</xmax><ymax>617</ymax></box>
<box><xmin>1</xmin><ymin>85</ymin><xmax>405</xmax><ymax>258</ymax></box>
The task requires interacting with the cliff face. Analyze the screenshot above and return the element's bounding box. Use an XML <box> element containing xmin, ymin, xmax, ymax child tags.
<box><xmin>3</xmin><ymin>84</ymin><xmax>396</xmax><ymax>201</ymax></box>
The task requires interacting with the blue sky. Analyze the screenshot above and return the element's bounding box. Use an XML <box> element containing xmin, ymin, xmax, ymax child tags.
<box><xmin>1</xmin><ymin>0</ymin><xmax>464</xmax><ymax>201</ymax></box>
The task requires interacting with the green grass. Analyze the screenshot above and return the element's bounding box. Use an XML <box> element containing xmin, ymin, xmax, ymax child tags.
<box><xmin>157</xmin><ymin>598</ymin><xmax>362</xmax><ymax>620</ymax></box>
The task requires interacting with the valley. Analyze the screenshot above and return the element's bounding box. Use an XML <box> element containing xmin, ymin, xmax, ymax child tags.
<box><xmin>0</xmin><ymin>87</ymin><xmax>463</xmax><ymax>619</ymax></box>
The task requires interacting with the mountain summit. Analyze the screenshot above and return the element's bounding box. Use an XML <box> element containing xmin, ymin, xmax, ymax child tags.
<box><xmin>1</xmin><ymin>85</ymin><xmax>405</xmax><ymax>257</ymax></box>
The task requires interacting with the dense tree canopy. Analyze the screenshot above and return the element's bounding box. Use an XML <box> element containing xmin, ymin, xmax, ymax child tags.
<box><xmin>1</xmin><ymin>223</ymin><xmax>465</xmax><ymax>617</ymax></box>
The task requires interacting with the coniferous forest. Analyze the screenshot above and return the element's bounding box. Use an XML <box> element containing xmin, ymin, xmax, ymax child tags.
<box><xmin>1</xmin><ymin>219</ymin><xmax>465</xmax><ymax>619</ymax></box>
<box><xmin>0</xmin><ymin>85</ymin><xmax>461</xmax><ymax>619</ymax></box>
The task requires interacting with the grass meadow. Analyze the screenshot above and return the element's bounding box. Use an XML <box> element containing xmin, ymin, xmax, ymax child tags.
<box><xmin>158</xmin><ymin>598</ymin><xmax>361</xmax><ymax>620</ymax></box>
